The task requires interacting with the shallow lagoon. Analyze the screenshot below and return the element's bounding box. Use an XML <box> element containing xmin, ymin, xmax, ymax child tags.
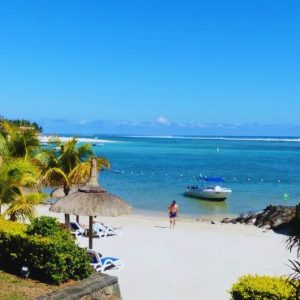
<box><xmin>76</xmin><ymin>135</ymin><xmax>300</xmax><ymax>216</ymax></box>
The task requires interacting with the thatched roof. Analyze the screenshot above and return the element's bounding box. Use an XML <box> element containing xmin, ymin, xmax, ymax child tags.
<box><xmin>50</xmin><ymin>185</ymin><xmax>81</xmax><ymax>198</ymax></box>
<box><xmin>50</xmin><ymin>158</ymin><xmax>132</xmax><ymax>217</ymax></box>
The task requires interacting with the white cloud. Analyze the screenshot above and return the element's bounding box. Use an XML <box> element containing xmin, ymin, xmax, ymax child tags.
<box><xmin>157</xmin><ymin>116</ymin><xmax>169</xmax><ymax>125</ymax></box>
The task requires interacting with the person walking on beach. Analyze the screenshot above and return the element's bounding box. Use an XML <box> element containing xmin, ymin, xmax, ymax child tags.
<box><xmin>168</xmin><ymin>200</ymin><xmax>179</xmax><ymax>228</ymax></box>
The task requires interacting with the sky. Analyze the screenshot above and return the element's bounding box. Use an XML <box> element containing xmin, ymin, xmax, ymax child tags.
<box><xmin>0</xmin><ymin>0</ymin><xmax>300</xmax><ymax>135</ymax></box>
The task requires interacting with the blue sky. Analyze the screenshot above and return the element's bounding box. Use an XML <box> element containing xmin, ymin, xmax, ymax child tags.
<box><xmin>0</xmin><ymin>1</ymin><xmax>300</xmax><ymax>135</ymax></box>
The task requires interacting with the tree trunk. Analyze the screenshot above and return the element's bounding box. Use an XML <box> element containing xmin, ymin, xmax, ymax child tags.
<box><xmin>63</xmin><ymin>184</ymin><xmax>70</xmax><ymax>196</ymax></box>
<box><xmin>10</xmin><ymin>212</ymin><xmax>17</xmax><ymax>221</ymax></box>
<box><xmin>65</xmin><ymin>213</ymin><xmax>70</xmax><ymax>228</ymax></box>
<box><xmin>89</xmin><ymin>216</ymin><xmax>93</xmax><ymax>249</ymax></box>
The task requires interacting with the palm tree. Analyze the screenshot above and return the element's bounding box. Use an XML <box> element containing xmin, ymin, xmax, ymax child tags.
<box><xmin>40</xmin><ymin>138</ymin><xmax>110</xmax><ymax>195</ymax></box>
<box><xmin>38</xmin><ymin>138</ymin><xmax>110</xmax><ymax>223</ymax></box>
<box><xmin>0</xmin><ymin>158</ymin><xmax>42</xmax><ymax>219</ymax></box>
<box><xmin>0</xmin><ymin>121</ymin><xmax>40</xmax><ymax>159</ymax></box>
<box><xmin>4</xmin><ymin>192</ymin><xmax>45</xmax><ymax>221</ymax></box>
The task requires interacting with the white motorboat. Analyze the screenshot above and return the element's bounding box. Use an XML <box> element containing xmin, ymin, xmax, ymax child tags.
<box><xmin>184</xmin><ymin>177</ymin><xmax>232</xmax><ymax>201</ymax></box>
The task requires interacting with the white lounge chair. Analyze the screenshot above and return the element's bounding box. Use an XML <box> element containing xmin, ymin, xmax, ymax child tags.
<box><xmin>70</xmin><ymin>222</ymin><xmax>85</xmax><ymax>236</ymax></box>
<box><xmin>92</xmin><ymin>222</ymin><xmax>121</xmax><ymax>238</ymax></box>
<box><xmin>87</xmin><ymin>249</ymin><xmax>122</xmax><ymax>272</ymax></box>
<box><xmin>71</xmin><ymin>222</ymin><xmax>120</xmax><ymax>238</ymax></box>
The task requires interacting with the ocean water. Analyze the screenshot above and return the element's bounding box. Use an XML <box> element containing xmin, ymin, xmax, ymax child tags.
<box><xmin>76</xmin><ymin>136</ymin><xmax>300</xmax><ymax>217</ymax></box>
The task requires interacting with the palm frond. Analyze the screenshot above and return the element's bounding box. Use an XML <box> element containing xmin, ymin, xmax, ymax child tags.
<box><xmin>2</xmin><ymin>158</ymin><xmax>39</xmax><ymax>186</ymax></box>
<box><xmin>0</xmin><ymin>133</ymin><xmax>10</xmax><ymax>159</ymax></box>
<box><xmin>0</xmin><ymin>158</ymin><xmax>40</xmax><ymax>212</ymax></box>
<box><xmin>4</xmin><ymin>123</ymin><xmax>40</xmax><ymax>159</ymax></box>
<box><xmin>0</xmin><ymin>185</ymin><xmax>22</xmax><ymax>205</ymax></box>
<box><xmin>34</xmin><ymin>149</ymin><xmax>58</xmax><ymax>173</ymax></box>
<box><xmin>58</xmin><ymin>138</ymin><xmax>80</xmax><ymax>174</ymax></box>
<box><xmin>68</xmin><ymin>162</ymin><xmax>91</xmax><ymax>184</ymax></box>
<box><xmin>77</xmin><ymin>144</ymin><xmax>93</xmax><ymax>162</ymax></box>
<box><xmin>43</xmin><ymin>168</ymin><xmax>69</xmax><ymax>187</ymax></box>
<box><xmin>286</xmin><ymin>259</ymin><xmax>300</xmax><ymax>298</ymax></box>
<box><xmin>4</xmin><ymin>192</ymin><xmax>46</xmax><ymax>221</ymax></box>
<box><xmin>286</xmin><ymin>235</ymin><xmax>300</xmax><ymax>257</ymax></box>
<box><xmin>96</xmin><ymin>157</ymin><xmax>110</xmax><ymax>170</ymax></box>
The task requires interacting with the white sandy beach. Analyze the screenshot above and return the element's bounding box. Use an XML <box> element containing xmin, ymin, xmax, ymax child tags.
<box><xmin>38</xmin><ymin>135</ymin><xmax>117</xmax><ymax>144</ymax></box>
<box><xmin>37</xmin><ymin>205</ymin><xmax>296</xmax><ymax>300</ymax></box>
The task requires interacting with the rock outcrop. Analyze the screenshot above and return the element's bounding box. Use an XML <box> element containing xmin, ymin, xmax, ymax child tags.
<box><xmin>222</xmin><ymin>205</ymin><xmax>296</xmax><ymax>231</ymax></box>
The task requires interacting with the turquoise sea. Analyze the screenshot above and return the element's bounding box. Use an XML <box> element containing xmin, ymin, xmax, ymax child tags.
<box><xmin>74</xmin><ymin>136</ymin><xmax>300</xmax><ymax>217</ymax></box>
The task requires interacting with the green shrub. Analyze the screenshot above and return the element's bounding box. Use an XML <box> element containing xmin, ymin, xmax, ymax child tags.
<box><xmin>0</xmin><ymin>218</ymin><xmax>92</xmax><ymax>284</ymax></box>
<box><xmin>26</xmin><ymin>216</ymin><xmax>61</xmax><ymax>236</ymax></box>
<box><xmin>0</xmin><ymin>218</ymin><xmax>26</xmax><ymax>236</ymax></box>
<box><xmin>25</xmin><ymin>234</ymin><xmax>92</xmax><ymax>283</ymax></box>
<box><xmin>229</xmin><ymin>274</ymin><xmax>296</xmax><ymax>300</ymax></box>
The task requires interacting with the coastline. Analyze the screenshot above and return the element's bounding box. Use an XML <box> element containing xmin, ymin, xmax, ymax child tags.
<box><xmin>36</xmin><ymin>205</ymin><xmax>296</xmax><ymax>300</ymax></box>
<box><xmin>38</xmin><ymin>135</ymin><xmax>117</xmax><ymax>144</ymax></box>
<box><xmin>132</xmin><ymin>207</ymin><xmax>238</xmax><ymax>222</ymax></box>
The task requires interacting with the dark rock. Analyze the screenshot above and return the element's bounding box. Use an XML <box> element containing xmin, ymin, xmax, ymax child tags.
<box><xmin>221</xmin><ymin>218</ymin><xmax>230</xmax><ymax>224</ymax></box>
<box><xmin>221</xmin><ymin>205</ymin><xmax>296</xmax><ymax>231</ymax></box>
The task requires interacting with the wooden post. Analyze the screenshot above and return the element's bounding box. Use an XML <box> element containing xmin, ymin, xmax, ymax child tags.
<box><xmin>89</xmin><ymin>216</ymin><xmax>93</xmax><ymax>249</ymax></box>
<box><xmin>65</xmin><ymin>214</ymin><xmax>70</xmax><ymax>228</ymax></box>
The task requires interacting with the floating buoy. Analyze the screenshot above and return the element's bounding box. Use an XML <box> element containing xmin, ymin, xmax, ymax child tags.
<box><xmin>216</xmin><ymin>147</ymin><xmax>220</xmax><ymax>152</ymax></box>
<box><xmin>277</xmin><ymin>179</ymin><xmax>281</xmax><ymax>183</ymax></box>
<box><xmin>248</xmin><ymin>178</ymin><xmax>251</xmax><ymax>181</ymax></box>
<box><xmin>261</xmin><ymin>178</ymin><xmax>264</xmax><ymax>182</ymax></box>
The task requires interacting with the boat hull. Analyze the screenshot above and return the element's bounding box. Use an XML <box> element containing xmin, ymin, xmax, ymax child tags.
<box><xmin>184</xmin><ymin>189</ymin><xmax>231</xmax><ymax>201</ymax></box>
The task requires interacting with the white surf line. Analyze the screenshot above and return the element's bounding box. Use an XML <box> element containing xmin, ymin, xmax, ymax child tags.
<box><xmin>39</xmin><ymin>135</ymin><xmax>118</xmax><ymax>144</ymax></box>
<box><xmin>126</xmin><ymin>135</ymin><xmax>300</xmax><ymax>142</ymax></box>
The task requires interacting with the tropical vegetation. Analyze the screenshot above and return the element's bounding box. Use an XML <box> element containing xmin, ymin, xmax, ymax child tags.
<box><xmin>0</xmin><ymin>217</ymin><xmax>92</xmax><ymax>284</ymax></box>
<box><xmin>38</xmin><ymin>137</ymin><xmax>110</xmax><ymax>196</ymax></box>
<box><xmin>0</xmin><ymin>116</ymin><xmax>42</xmax><ymax>133</ymax></box>
<box><xmin>0</xmin><ymin>121</ymin><xmax>44</xmax><ymax>219</ymax></box>
<box><xmin>286</xmin><ymin>202</ymin><xmax>300</xmax><ymax>299</ymax></box>
<box><xmin>0</xmin><ymin>119</ymin><xmax>110</xmax><ymax>220</ymax></box>
<box><xmin>229</xmin><ymin>274</ymin><xmax>297</xmax><ymax>300</ymax></box>
<box><xmin>0</xmin><ymin>118</ymin><xmax>110</xmax><ymax>285</ymax></box>
<box><xmin>230</xmin><ymin>203</ymin><xmax>300</xmax><ymax>299</ymax></box>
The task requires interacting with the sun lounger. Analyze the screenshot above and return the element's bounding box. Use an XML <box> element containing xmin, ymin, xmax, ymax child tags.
<box><xmin>71</xmin><ymin>221</ymin><xmax>121</xmax><ymax>238</ymax></box>
<box><xmin>92</xmin><ymin>222</ymin><xmax>121</xmax><ymax>238</ymax></box>
<box><xmin>70</xmin><ymin>222</ymin><xmax>85</xmax><ymax>236</ymax></box>
<box><xmin>87</xmin><ymin>249</ymin><xmax>122</xmax><ymax>272</ymax></box>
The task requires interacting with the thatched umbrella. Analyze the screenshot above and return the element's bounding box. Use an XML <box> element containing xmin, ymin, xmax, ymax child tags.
<box><xmin>50</xmin><ymin>186</ymin><xmax>79</xmax><ymax>198</ymax></box>
<box><xmin>50</xmin><ymin>185</ymin><xmax>83</xmax><ymax>223</ymax></box>
<box><xmin>50</xmin><ymin>158</ymin><xmax>132</xmax><ymax>249</ymax></box>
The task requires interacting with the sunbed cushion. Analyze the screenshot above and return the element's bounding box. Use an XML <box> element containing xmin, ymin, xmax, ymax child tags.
<box><xmin>100</xmin><ymin>257</ymin><xmax>119</xmax><ymax>264</ymax></box>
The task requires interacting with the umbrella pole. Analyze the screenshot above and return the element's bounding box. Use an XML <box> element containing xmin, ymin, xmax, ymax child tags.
<box><xmin>65</xmin><ymin>213</ymin><xmax>70</xmax><ymax>228</ymax></box>
<box><xmin>89</xmin><ymin>216</ymin><xmax>93</xmax><ymax>249</ymax></box>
